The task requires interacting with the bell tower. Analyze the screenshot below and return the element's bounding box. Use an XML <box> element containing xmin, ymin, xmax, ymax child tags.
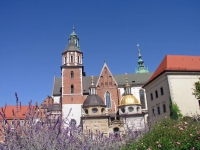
<box><xmin>61</xmin><ymin>28</ymin><xmax>85</xmax><ymax>125</ymax></box>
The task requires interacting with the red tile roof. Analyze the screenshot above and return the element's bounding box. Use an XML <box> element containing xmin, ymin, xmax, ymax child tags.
<box><xmin>0</xmin><ymin>106</ymin><xmax>29</xmax><ymax>120</ymax></box>
<box><xmin>143</xmin><ymin>55</ymin><xmax>200</xmax><ymax>87</ymax></box>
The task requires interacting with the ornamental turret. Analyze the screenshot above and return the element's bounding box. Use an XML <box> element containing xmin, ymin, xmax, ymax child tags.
<box><xmin>135</xmin><ymin>44</ymin><xmax>149</xmax><ymax>73</ymax></box>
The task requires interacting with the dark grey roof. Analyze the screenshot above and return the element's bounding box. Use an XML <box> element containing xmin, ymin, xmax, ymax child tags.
<box><xmin>63</xmin><ymin>37</ymin><xmax>80</xmax><ymax>53</ymax></box>
<box><xmin>82</xmin><ymin>76</ymin><xmax>98</xmax><ymax>94</ymax></box>
<box><xmin>53</xmin><ymin>78</ymin><xmax>62</xmax><ymax>96</ymax></box>
<box><xmin>52</xmin><ymin>73</ymin><xmax>153</xmax><ymax>96</ymax></box>
<box><xmin>83</xmin><ymin>95</ymin><xmax>106</xmax><ymax>107</ymax></box>
<box><xmin>113</xmin><ymin>73</ymin><xmax>153</xmax><ymax>86</ymax></box>
<box><xmin>47</xmin><ymin>104</ymin><xmax>62</xmax><ymax>112</ymax></box>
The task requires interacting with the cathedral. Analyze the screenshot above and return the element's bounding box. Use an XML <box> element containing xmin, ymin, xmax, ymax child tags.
<box><xmin>43</xmin><ymin>28</ymin><xmax>153</xmax><ymax>134</ymax></box>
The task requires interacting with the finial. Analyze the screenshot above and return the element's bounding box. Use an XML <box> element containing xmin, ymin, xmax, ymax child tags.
<box><xmin>72</xmin><ymin>26</ymin><xmax>75</xmax><ymax>32</ymax></box>
<box><xmin>91</xmin><ymin>75</ymin><xmax>94</xmax><ymax>85</ymax></box>
<box><xmin>125</xmin><ymin>73</ymin><xmax>128</xmax><ymax>85</ymax></box>
<box><xmin>137</xmin><ymin>44</ymin><xmax>141</xmax><ymax>58</ymax></box>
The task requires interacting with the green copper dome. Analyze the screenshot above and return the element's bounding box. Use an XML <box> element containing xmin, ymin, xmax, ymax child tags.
<box><xmin>68</xmin><ymin>27</ymin><xmax>80</xmax><ymax>48</ymax></box>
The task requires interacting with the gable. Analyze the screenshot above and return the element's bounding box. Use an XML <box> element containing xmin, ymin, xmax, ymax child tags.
<box><xmin>96</xmin><ymin>63</ymin><xmax>118</xmax><ymax>89</ymax></box>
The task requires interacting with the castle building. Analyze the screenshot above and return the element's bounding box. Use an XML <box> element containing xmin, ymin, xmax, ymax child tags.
<box><xmin>52</xmin><ymin>28</ymin><xmax>153</xmax><ymax>131</ymax></box>
<box><xmin>143</xmin><ymin>55</ymin><xmax>200</xmax><ymax>121</ymax></box>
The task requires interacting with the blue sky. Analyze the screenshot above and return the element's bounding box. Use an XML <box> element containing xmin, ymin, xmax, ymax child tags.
<box><xmin>0</xmin><ymin>0</ymin><xmax>200</xmax><ymax>106</ymax></box>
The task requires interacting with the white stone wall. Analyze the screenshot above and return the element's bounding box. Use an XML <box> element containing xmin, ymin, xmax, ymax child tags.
<box><xmin>168</xmin><ymin>74</ymin><xmax>200</xmax><ymax>116</ymax></box>
<box><xmin>53</xmin><ymin>96</ymin><xmax>60</xmax><ymax>103</ymax></box>
<box><xmin>123</xmin><ymin>116</ymin><xmax>145</xmax><ymax>131</ymax></box>
<box><xmin>62</xmin><ymin>104</ymin><xmax>82</xmax><ymax>126</ymax></box>
<box><xmin>145</xmin><ymin>73</ymin><xmax>200</xmax><ymax>121</ymax></box>
<box><xmin>144</xmin><ymin>74</ymin><xmax>171</xmax><ymax>120</ymax></box>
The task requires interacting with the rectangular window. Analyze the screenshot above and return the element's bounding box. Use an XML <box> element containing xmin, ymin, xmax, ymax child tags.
<box><xmin>157</xmin><ymin>106</ymin><xmax>160</xmax><ymax>115</ymax></box>
<box><xmin>155</xmin><ymin>90</ymin><xmax>158</xmax><ymax>98</ymax></box>
<box><xmin>152</xmin><ymin>108</ymin><xmax>155</xmax><ymax>116</ymax></box>
<box><xmin>163</xmin><ymin>104</ymin><xmax>166</xmax><ymax>113</ymax></box>
<box><xmin>140</xmin><ymin>89</ymin><xmax>146</xmax><ymax>109</ymax></box>
<box><xmin>11</xmin><ymin>120</ymin><xmax>14</xmax><ymax>125</ymax></box>
<box><xmin>160</xmin><ymin>87</ymin><xmax>164</xmax><ymax>95</ymax></box>
<box><xmin>150</xmin><ymin>93</ymin><xmax>153</xmax><ymax>100</ymax></box>
<box><xmin>63</xmin><ymin>57</ymin><xmax>66</xmax><ymax>64</ymax></box>
<box><xmin>198</xmin><ymin>100</ymin><xmax>200</xmax><ymax>108</ymax></box>
<box><xmin>21</xmin><ymin>120</ymin><xmax>24</xmax><ymax>126</ymax></box>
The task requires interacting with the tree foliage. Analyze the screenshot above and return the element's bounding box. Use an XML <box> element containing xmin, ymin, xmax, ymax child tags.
<box><xmin>193</xmin><ymin>77</ymin><xmax>200</xmax><ymax>99</ymax></box>
<box><xmin>169</xmin><ymin>99</ymin><xmax>182</xmax><ymax>120</ymax></box>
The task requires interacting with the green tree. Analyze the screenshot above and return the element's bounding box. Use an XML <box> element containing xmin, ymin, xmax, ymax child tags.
<box><xmin>193</xmin><ymin>77</ymin><xmax>200</xmax><ymax>99</ymax></box>
<box><xmin>169</xmin><ymin>98</ymin><xmax>182</xmax><ymax>120</ymax></box>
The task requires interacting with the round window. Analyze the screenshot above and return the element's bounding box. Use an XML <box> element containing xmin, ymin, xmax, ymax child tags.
<box><xmin>101</xmin><ymin>108</ymin><xmax>105</xmax><ymax>113</ymax></box>
<box><xmin>92</xmin><ymin>108</ymin><xmax>98</xmax><ymax>113</ymax></box>
<box><xmin>85</xmin><ymin>109</ymin><xmax>88</xmax><ymax>114</ymax></box>
<box><xmin>70</xmin><ymin>119</ymin><xmax>76</xmax><ymax>127</ymax></box>
<box><xmin>128</xmin><ymin>107</ymin><xmax>134</xmax><ymax>112</ymax></box>
<box><xmin>137</xmin><ymin>107</ymin><xmax>140</xmax><ymax>112</ymax></box>
<box><xmin>121</xmin><ymin>108</ymin><xmax>125</xmax><ymax>113</ymax></box>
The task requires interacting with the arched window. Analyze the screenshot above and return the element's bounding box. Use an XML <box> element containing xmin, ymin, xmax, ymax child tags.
<box><xmin>71</xmin><ymin>85</ymin><xmax>74</xmax><ymax>93</ymax></box>
<box><xmin>106</xmin><ymin>91</ymin><xmax>111</xmax><ymax>108</ymax></box>
<box><xmin>139</xmin><ymin>89</ymin><xmax>146</xmax><ymax>109</ymax></box>
<box><xmin>78</xmin><ymin>56</ymin><xmax>80</xmax><ymax>64</ymax></box>
<box><xmin>70</xmin><ymin>71</ymin><xmax>74</xmax><ymax>78</ymax></box>
<box><xmin>70</xmin><ymin>56</ymin><xmax>73</xmax><ymax>63</ymax></box>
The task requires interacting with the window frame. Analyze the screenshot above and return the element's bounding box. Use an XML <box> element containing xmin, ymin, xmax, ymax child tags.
<box><xmin>70</xmin><ymin>71</ymin><xmax>74</xmax><ymax>78</ymax></box>
<box><xmin>150</xmin><ymin>93</ymin><xmax>154</xmax><ymax>100</ymax></box>
<box><xmin>155</xmin><ymin>90</ymin><xmax>158</xmax><ymax>98</ymax></box>
<box><xmin>70</xmin><ymin>55</ymin><xmax>73</xmax><ymax>63</ymax></box>
<box><xmin>139</xmin><ymin>89</ymin><xmax>146</xmax><ymax>109</ymax></box>
<box><xmin>163</xmin><ymin>103</ymin><xmax>166</xmax><ymax>113</ymax></box>
<box><xmin>71</xmin><ymin>84</ymin><xmax>74</xmax><ymax>93</ymax></box>
<box><xmin>160</xmin><ymin>87</ymin><xmax>164</xmax><ymax>95</ymax></box>
<box><xmin>105</xmin><ymin>91</ymin><xmax>111</xmax><ymax>108</ymax></box>
<box><xmin>152</xmin><ymin>108</ymin><xmax>155</xmax><ymax>116</ymax></box>
<box><xmin>157</xmin><ymin>106</ymin><xmax>160</xmax><ymax>115</ymax></box>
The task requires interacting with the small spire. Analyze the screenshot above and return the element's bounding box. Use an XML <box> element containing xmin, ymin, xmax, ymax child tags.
<box><xmin>125</xmin><ymin>73</ymin><xmax>128</xmax><ymax>85</ymax></box>
<box><xmin>137</xmin><ymin>44</ymin><xmax>141</xmax><ymax>58</ymax></box>
<box><xmin>135</xmin><ymin>44</ymin><xmax>149</xmax><ymax>73</ymax></box>
<box><xmin>124</xmin><ymin>73</ymin><xmax>132</xmax><ymax>95</ymax></box>
<box><xmin>91</xmin><ymin>75</ymin><xmax>94</xmax><ymax>85</ymax></box>
<box><xmin>72</xmin><ymin>26</ymin><xmax>75</xmax><ymax>32</ymax></box>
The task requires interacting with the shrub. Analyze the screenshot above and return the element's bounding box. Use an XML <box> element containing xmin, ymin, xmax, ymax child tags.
<box><xmin>0</xmin><ymin>96</ymin><xmax>142</xmax><ymax>150</ymax></box>
<box><xmin>122</xmin><ymin>117</ymin><xmax>200</xmax><ymax>150</ymax></box>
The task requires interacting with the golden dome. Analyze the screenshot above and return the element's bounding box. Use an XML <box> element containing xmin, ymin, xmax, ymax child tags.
<box><xmin>119</xmin><ymin>94</ymin><xmax>141</xmax><ymax>106</ymax></box>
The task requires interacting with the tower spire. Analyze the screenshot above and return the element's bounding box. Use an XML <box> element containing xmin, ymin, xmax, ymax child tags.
<box><xmin>135</xmin><ymin>44</ymin><xmax>149</xmax><ymax>73</ymax></box>
<box><xmin>68</xmin><ymin>26</ymin><xmax>79</xmax><ymax>48</ymax></box>
<box><xmin>124</xmin><ymin>73</ymin><xmax>132</xmax><ymax>95</ymax></box>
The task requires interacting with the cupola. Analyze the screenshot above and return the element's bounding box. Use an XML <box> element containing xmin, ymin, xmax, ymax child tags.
<box><xmin>119</xmin><ymin>74</ymin><xmax>141</xmax><ymax>115</ymax></box>
<box><xmin>82</xmin><ymin>76</ymin><xmax>107</xmax><ymax>116</ymax></box>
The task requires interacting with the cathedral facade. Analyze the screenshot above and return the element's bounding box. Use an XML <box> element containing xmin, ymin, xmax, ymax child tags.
<box><xmin>51</xmin><ymin>28</ymin><xmax>153</xmax><ymax>134</ymax></box>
